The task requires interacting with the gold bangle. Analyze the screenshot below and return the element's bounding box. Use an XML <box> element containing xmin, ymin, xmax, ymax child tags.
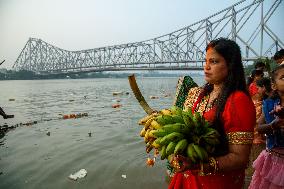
<box><xmin>209</xmin><ymin>157</ymin><xmax>215</xmax><ymax>173</ymax></box>
<box><xmin>199</xmin><ymin>158</ymin><xmax>219</xmax><ymax>176</ymax></box>
<box><xmin>208</xmin><ymin>157</ymin><xmax>219</xmax><ymax>174</ymax></box>
<box><xmin>215</xmin><ymin>158</ymin><xmax>219</xmax><ymax>173</ymax></box>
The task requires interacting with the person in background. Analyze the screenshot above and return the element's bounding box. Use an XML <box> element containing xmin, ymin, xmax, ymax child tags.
<box><xmin>245</xmin><ymin>74</ymin><xmax>268</xmax><ymax>185</ymax></box>
<box><xmin>249</xmin><ymin>65</ymin><xmax>284</xmax><ymax>189</ymax></box>
<box><xmin>0</xmin><ymin>107</ymin><xmax>14</xmax><ymax>119</ymax></box>
<box><xmin>273</xmin><ymin>49</ymin><xmax>284</xmax><ymax>65</ymax></box>
<box><xmin>255</xmin><ymin>61</ymin><xmax>266</xmax><ymax>71</ymax></box>
<box><xmin>245</xmin><ymin>77</ymin><xmax>272</xmax><ymax>181</ymax></box>
<box><xmin>251</xmin><ymin>77</ymin><xmax>272</xmax><ymax>145</ymax></box>
<box><xmin>168</xmin><ymin>38</ymin><xmax>256</xmax><ymax>189</ymax></box>
<box><xmin>248</xmin><ymin>69</ymin><xmax>264</xmax><ymax>101</ymax></box>
<box><xmin>256</xmin><ymin>77</ymin><xmax>273</xmax><ymax>101</ymax></box>
<box><xmin>254</xmin><ymin>61</ymin><xmax>269</xmax><ymax>77</ymax></box>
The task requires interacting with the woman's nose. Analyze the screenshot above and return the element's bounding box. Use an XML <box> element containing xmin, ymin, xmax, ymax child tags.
<box><xmin>204</xmin><ymin>63</ymin><xmax>210</xmax><ymax>70</ymax></box>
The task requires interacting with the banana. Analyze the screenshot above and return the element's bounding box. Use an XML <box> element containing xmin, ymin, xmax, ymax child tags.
<box><xmin>160</xmin><ymin>109</ymin><xmax>172</xmax><ymax>116</ymax></box>
<box><xmin>148</xmin><ymin>129</ymin><xmax>157</xmax><ymax>138</ymax></box>
<box><xmin>166</xmin><ymin>141</ymin><xmax>177</xmax><ymax>156</ymax></box>
<box><xmin>151</xmin><ymin>120</ymin><xmax>162</xmax><ymax>130</ymax></box>
<box><xmin>144</xmin><ymin>117</ymin><xmax>155</xmax><ymax>130</ymax></box>
<box><xmin>171</xmin><ymin>115</ymin><xmax>185</xmax><ymax>124</ymax></box>
<box><xmin>151</xmin><ymin>129</ymin><xmax>169</xmax><ymax>137</ymax></box>
<box><xmin>187</xmin><ymin>143</ymin><xmax>198</xmax><ymax>163</ymax></box>
<box><xmin>167</xmin><ymin>154</ymin><xmax>175</xmax><ymax>162</ymax></box>
<box><xmin>146</xmin><ymin>145</ymin><xmax>153</xmax><ymax>153</ymax></box>
<box><xmin>160</xmin><ymin>145</ymin><xmax>167</xmax><ymax>160</ymax></box>
<box><xmin>174</xmin><ymin>139</ymin><xmax>188</xmax><ymax>155</ymax></box>
<box><xmin>152</xmin><ymin>137</ymin><xmax>162</xmax><ymax>149</ymax></box>
<box><xmin>146</xmin><ymin>140</ymin><xmax>153</xmax><ymax>148</ymax></box>
<box><xmin>144</xmin><ymin>129</ymin><xmax>152</xmax><ymax>142</ymax></box>
<box><xmin>159</xmin><ymin>132</ymin><xmax>185</xmax><ymax>146</ymax></box>
<box><xmin>192</xmin><ymin>144</ymin><xmax>208</xmax><ymax>161</ymax></box>
<box><xmin>138</xmin><ymin>106</ymin><xmax>221</xmax><ymax>162</ymax></box>
<box><xmin>203</xmin><ymin>136</ymin><xmax>220</xmax><ymax>145</ymax></box>
<box><xmin>163</xmin><ymin>123</ymin><xmax>189</xmax><ymax>134</ymax></box>
<box><xmin>156</xmin><ymin>115</ymin><xmax>167</xmax><ymax>126</ymax></box>
<box><xmin>203</xmin><ymin>128</ymin><xmax>220</xmax><ymax>138</ymax></box>
<box><xmin>138</xmin><ymin>113</ymin><xmax>157</xmax><ymax>125</ymax></box>
<box><xmin>182</xmin><ymin>111</ymin><xmax>195</xmax><ymax>128</ymax></box>
<box><xmin>192</xmin><ymin>112</ymin><xmax>202</xmax><ymax>131</ymax></box>
<box><xmin>144</xmin><ymin>136</ymin><xmax>149</xmax><ymax>143</ymax></box>
<box><xmin>140</xmin><ymin>127</ymin><xmax>146</xmax><ymax>137</ymax></box>
<box><xmin>161</xmin><ymin>115</ymin><xmax>175</xmax><ymax>125</ymax></box>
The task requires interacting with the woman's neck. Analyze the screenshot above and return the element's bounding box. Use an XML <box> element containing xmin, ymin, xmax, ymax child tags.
<box><xmin>212</xmin><ymin>84</ymin><xmax>223</xmax><ymax>94</ymax></box>
<box><xmin>208</xmin><ymin>84</ymin><xmax>223</xmax><ymax>101</ymax></box>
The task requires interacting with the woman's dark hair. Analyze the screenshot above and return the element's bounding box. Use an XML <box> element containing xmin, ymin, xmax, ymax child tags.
<box><xmin>203</xmin><ymin>38</ymin><xmax>248</xmax><ymax>156</ymax></box>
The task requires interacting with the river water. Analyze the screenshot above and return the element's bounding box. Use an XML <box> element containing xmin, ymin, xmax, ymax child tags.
<box><xmin>0</xmin><ymin>76</ymin><xmax>203</xmax><ymax>189</ymax></box>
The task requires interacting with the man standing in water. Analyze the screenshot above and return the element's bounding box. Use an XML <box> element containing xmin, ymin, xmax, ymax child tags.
<box><xmin>0</xmin><ymin>60</ymin><xmax>14</xmax><ymax>119</ymax></box>
<box><xmin>0</xmin><ymin>107</ymin><xmax>14</xmax><ymax>119</ymax></box>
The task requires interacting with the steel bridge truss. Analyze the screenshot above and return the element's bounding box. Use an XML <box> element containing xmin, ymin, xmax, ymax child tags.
<box><xmin>13</xmin><ymin>0</ymin><xmax>283</xmax><ymax>73</ymax></box>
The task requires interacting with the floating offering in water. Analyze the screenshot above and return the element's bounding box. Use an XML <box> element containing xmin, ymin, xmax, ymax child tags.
<box><xmin>68</xmin><ymin>169</ymin><xmax>87</xmax><ymax>181</ymax></box>
<box><xmin>146</xmin><ymin>157</ymin><xmax>155</xmax><ymax>167</ymax></box>
<box><xmin>150</xmin><ymin>96</ymin><xmax>159</xmax><ymax>99</ymax></box>
<box><xmin>112</xmin><ymin>104</ymin><xmax>121</xmax><ymax>108</ymax></box>
<box><xmin>9</xmin><ymin>99</ymin><xmax>15</xmax><ymax>101</ymax></box>
<box><xmin>112</xmin><ymin>92</ymin><xmax>123</xmax><ymax>95</ymax></box>
<box><xmin>121</xmin><ymin>174</ymin><xmax>127</xmax><ymax>179</ymax></box>
<box><xmin>62</xmin><ymin>113</ymin><xmax>89</xmax><ymax>119</ymax></box>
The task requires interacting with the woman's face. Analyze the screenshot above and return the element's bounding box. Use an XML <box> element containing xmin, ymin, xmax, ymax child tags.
<box><xmin>204</xmin><ymin>47</ymin><xmax>228</xmax><ymax>85</ymax></box>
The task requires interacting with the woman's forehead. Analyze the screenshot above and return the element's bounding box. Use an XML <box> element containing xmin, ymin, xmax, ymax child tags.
<box><xmin>206</xmin><ymin>48</ymin><xmax>221</xmax><ymax>57</ymax></box>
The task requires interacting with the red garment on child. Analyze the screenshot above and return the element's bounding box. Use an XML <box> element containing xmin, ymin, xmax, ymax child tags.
<box><xmin>169</xmin><ymin>91</ymin><xmax>256</xmax><ymax>189</ymax></box>
<box><xmin>249</xmin><ymin>82</ymin><xmax>258</xmax><ymax>97</ymax></box>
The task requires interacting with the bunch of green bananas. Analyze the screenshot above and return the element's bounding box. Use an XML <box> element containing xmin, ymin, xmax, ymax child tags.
<box><xmin>138</xmin><ymin>106</ymin><xmax>220</xmax><ymax>164</ymax></box>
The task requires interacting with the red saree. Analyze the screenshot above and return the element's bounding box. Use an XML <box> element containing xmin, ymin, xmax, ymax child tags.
<box><xmin>169</xmin><ymin>87</ymin><xmax>256</xmax><ymax>189</ymax></box>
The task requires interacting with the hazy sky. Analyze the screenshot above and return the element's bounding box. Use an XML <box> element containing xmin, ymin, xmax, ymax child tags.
<box><xmin>0</xmin><ymin>0</ymin><xmax>283</xmax><ymax>68</ymax></box>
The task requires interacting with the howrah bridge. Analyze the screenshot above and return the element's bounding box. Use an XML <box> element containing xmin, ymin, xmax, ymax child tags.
<box><xmin>12</xmin><ymin>0</ymin><xmax>284</xmax><ymax>74</ymax></box>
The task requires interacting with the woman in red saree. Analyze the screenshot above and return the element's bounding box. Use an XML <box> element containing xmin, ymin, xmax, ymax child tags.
<box><xmin>168</xmin><ymin>38</ymin><xmax>256</xmax><ymax>189</ymax></box>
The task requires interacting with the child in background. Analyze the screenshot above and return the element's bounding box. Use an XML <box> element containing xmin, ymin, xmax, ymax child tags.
<box><xmin>249</xmin><ymin>65</ymin><xmax>284</xmax><ymax>189</ymax></box>
<box><xmin>253</xmin><ymin>77</ymin><xmax>272</xmax><ymax>144</ymax></box>
<box><xmin>256</xmin><ymin>77</ymin><xmax>273</xmax><ymax>101</ymax></box>
<box><xmin>248</xmin><ymin>69</ymin><xmax>264</xmax><ymax>100</ymax></box>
